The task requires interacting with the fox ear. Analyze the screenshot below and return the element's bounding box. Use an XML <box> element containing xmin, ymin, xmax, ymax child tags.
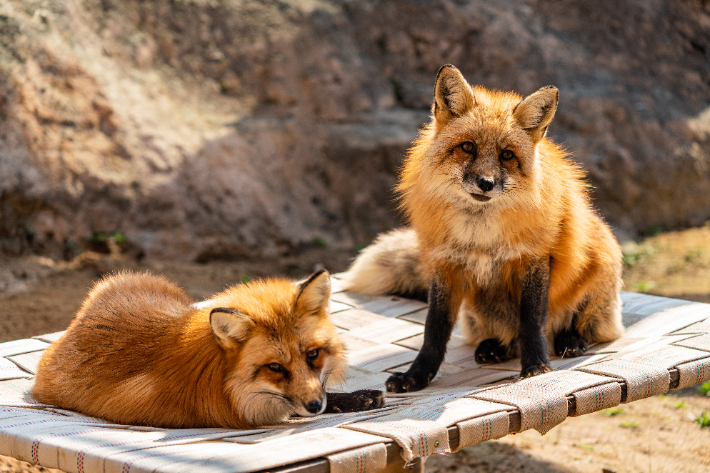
<box><xmin>210</xmin><ymin>308</ymin><xmax>255</xmax><ymax>349</ymax></box>
<box><xmin>433</xmin><ymin>64</ymin><xmax>475</xmax><ymax>124</ymax></box>
<box><xmin>296</xmin><ymin>269</ymin><xmax>331</xmax><ymax>316</ymax></box>
<box><xmin>513</xmin><ymin>86</ymin><xmax>559</xmax><ymax>143</ymax></box>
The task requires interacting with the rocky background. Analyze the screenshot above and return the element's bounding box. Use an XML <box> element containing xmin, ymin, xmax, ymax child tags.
<box><xmin>1</xmin><ymin>0</ymin><xmax>709</xmax><ymax>262</ymax></box>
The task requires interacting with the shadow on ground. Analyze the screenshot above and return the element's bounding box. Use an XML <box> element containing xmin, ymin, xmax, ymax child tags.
<box><xmin>426</xmin><ymin>441</ymin><xmax>576</xmax><ymax>473</ymax></box>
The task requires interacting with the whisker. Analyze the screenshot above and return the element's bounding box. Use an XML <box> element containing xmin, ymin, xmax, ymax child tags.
<box><xmin>321</xmin><ymin>369</ymin><xmax>334</xmax><ymax>389</ymax></box>
<box><xmin>255</xmin><ymin>390</ymin><xmax>292</xmax><ymax>403</ymax></box>
<box><xmin>240</xmin><ymin>390</ymin><xmax>295</xmax><ymax>426</ymax></box>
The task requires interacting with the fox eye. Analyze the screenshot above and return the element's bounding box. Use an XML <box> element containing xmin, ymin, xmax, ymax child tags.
<box><xmin>460</xmin><ymin>141</ymin><xmax>475</xmax><ymax>153</ymax></box>
<box><xmin>501</xmin><ymin>149</ymin><xmax>515</xmax><ymax>161</ymax></box>
<box><xmin>306</xmin><ymin>349</ymin><xmax>320</xmax><ymax>361</ymax></box>
<box><xmin>267</xmin><ymin>363</ymin><xmax>285</xmax><ymax>373</ymax></box>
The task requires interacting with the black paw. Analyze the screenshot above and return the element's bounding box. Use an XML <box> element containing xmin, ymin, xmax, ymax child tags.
<box><xmin>554</xmin><ymin>330</ymin><xmax>589</xmax><ymax>358</ymax></box>
<box><xmin>350</xmin><ymin>389</ymin><xmax>385</xmax><ymax>410</ymax></box>
<box><xmin>474</xmin><ymin>338</ymin><xmax>511</xmax><ymax>364</ymax></box>
<box><xmin>520</xmin><ymin>363</ymin><xmax>553</xmax><ymax>378</ymax></box>
<box><xmin>386</xmin><ymin>369</ymin><xmax>433</xmax><ymax>393</ymax></box>
<box><xmin>325</xmin><ymin>390</ymin><xmax>386</xmax><ymax>413</ymax></box>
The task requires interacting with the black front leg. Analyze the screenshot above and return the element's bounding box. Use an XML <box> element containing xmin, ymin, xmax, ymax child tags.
<box><xmin>325</xmin><ymin>390</ymin><xmax>385</xmax><ymax>413</ymax></box>
<box><xmin>386</xmin><ymin>274</ymin><xmax>458</xmax><ymax>393</ymax></box>
<box><xmin>519</xmin><ymin>259</ymin><xmax>553</xmax><ymax>378</ymax></box>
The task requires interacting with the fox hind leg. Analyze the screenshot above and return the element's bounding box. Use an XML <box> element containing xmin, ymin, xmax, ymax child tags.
<box><xmin>553</xmin><ymin>302</ymin><xmax>589</xmax><ymax>357</ymax></box>
<box><xmin>573</xmin><ymin>232</ymin><xmax>624</xmax><ymax>345</ymax></box>
<box><xmin>554</xmin><ymin>329</ymin><xmax>589</xmax><ymax>358</ymax></box>
<box><xmin>575</xmin><ymin>279</ymin><xmax>624</xmax><ymax>345</ymax></box>
<box><xmin>474</xmin><ymin>338</ymin><xmax>514</xmax><ymax>364</ymax></box>
<box><xmin>554</xmin><ymin>325</ymin><xmax>589</xmax><ymax>358</ymax></box>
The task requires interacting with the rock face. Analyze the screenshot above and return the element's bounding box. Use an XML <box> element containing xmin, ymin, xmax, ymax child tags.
<box><xmin>1</xmin><ymin>0</ymin><xmax>709</xmax><ymax>260</ymax></box>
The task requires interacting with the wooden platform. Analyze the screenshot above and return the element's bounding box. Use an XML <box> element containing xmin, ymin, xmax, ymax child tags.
<box><xmin>1</xmin><ymin>277</ymin><xmax>709</xmax><ymax>473</ymax></box>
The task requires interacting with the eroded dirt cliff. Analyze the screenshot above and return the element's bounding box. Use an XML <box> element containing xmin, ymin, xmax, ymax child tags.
<box><xmin>1</xmin><ymin>0</ymin><xmax>709</xmax><ymax>260</ymax></box>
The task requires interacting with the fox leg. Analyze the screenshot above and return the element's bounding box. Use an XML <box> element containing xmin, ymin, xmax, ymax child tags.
<box><xmin>554</xmin><ymin>304</ymin><xmax>589</xmax><ymax>358</ymax></box>
<box><xmin>475</xmin><ymin>338</ymin><xmax>514</xmax><ymax>363</ymax></box>
<box><xmin>574</xmin><ymin>221</ymin><xmax>624</xmax><ymax>345</ymax></box>
<box><xmin>461</xmin><ymin>294</ymin><xmax>517</xmax><ymax>364</ymax></box>
<box><xmin>576</xmin><ymin>279</ymin><xmax>624</xmax><ymax>345</ymax></box>
<box><xmin>519</xmin><ymin>259</ymin><xmax>553</xmax><ymax>378</ymax></box>
<box><xmin>386</xmin><ymin>272</ymin><xmax>464</xmax><ymax>393</ymax></box>
<box><xmin>325</xmin><ymin>390</ymin><xmax>385</xmax><ymax>413</ymax></box>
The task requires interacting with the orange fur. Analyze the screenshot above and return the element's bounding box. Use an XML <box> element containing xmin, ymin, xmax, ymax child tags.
<box><xmin>344</xmin><ymin>65</ymin><xmax>623</xmax><ymax>355</ymax></box>
<box><xmin>32</xmin><ymin>270</ymin><xmax>346</xmax><ymax>428</ymax></box>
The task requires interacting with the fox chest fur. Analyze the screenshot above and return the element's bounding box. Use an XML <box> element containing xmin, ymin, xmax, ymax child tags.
<box><xmin>344</xmin><ymin>64</ymin><xmax>623</xmax><ymax>392</ymax></box>
<box><xmin>420</xmin><ymin>181</ymin><xmax>565</xmax><ymax>298</ymax></box>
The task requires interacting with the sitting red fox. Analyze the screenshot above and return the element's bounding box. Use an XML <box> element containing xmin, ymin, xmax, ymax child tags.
<box><xmin>342</xmin><ymin>65</ymin><xmax>623</xmax><ymax>392</ymax></box>
<box><xmin>33</xmin><ymin>270</ymin><xmax>384</xmax><ymax>428</ymax></box>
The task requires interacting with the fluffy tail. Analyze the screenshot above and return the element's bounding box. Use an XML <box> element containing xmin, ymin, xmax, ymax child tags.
<box><xmin>340</xmin><ymin>228</ymin><xmax>429</xmax><ymax>301</ymax></box>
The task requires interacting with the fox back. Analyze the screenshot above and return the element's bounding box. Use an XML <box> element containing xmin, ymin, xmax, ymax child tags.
<box><xmin>32</xmin><ymin>270</ymin><xmax>346</xmax><ymax>428</ymax></box>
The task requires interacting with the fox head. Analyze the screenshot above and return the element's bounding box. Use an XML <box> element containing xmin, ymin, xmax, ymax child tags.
<box><xmin>208</xmin><ymin>269</ymin><xmax>346</xmax><ymax>426</ymax></box>
<box><xmin>402</xmin><ymin>64</ymin><xmax>558</xmax><ymax>210</ymax></box>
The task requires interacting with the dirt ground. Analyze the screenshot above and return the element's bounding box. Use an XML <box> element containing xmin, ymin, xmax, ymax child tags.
<box><xmin>427</xmin><ymin>386</ymin><xmax>710</xmax><ymax>473</ymax></box>
<box><xmin>1</xmin><ymin>224</ymin><xmax>709</xmax><ymax>473</ymax></box>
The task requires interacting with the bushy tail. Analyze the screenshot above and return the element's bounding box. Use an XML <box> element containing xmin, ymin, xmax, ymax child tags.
<box><xmin>340</xmin><ymin>228</ymin><xmax>429</xmax><ymax>301</ymax></box>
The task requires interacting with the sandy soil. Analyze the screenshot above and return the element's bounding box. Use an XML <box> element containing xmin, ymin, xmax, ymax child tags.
<box><xmin>0</xmin><ymin>225</ymin><xmax>709</xmax><ymax>472</ymax></box>
<box><xmin>0</xmin><ymin>248</ymin><xmax>355</xmax><ymax>344</ymax></box>
<box><xmin>620</xmin><ymin>223</ymin><xmax>710</xmax><ymax>304</ymax></box>
<box><xmin>427</xmin><ymin>386</ymin><xmax>710</xmax><ymax>473</ymax></box>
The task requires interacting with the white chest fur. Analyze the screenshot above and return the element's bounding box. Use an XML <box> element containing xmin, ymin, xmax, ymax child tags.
<box><xmin>430</xmin><ymin>208</ymin><xmax>533</xmax><ymax>287</ymax></box>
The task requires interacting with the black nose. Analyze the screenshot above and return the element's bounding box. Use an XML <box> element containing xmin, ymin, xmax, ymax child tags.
<box><xmin>477</xmin><ymin>177</ymin><xmax>495</xmax><ymax>192</ymax></box>
<box><xmin>306</xmin><ymin>400</ymin><xmax>322</xmax><ymax>414</ymax></box>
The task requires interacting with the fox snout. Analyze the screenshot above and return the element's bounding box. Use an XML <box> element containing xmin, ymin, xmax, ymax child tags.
<box><xmin>461</xmin><ymin>170</ymin><xmax>501</xmax><ymax>201</ymax></box>
<box><xmin>474</xmin><ymin>176</ymin><xmax>496</xmax><ymax>192</ymax></box>
<box><xmin>294</xmin><ymin>388</ymin><xmax>326</xmax><ymax>417</ymax></box>
<box><xmin>463</xmin><ymin>172</ymin><xmax>498</xmax><ymax>191</ymax></box>
<box><xmin>305</xmin><ymin>399</ymin><xmax>324</xmax><ymax>415</ymax></box>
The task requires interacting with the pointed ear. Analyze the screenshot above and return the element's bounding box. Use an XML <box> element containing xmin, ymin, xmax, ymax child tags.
<box><xmin>433</xmin><ymin>64</ymin><xmax>475</xmax><ymax>124</ymax></box>
<box><xmin>210</xmin><ymin>308</ymin><xmax>255</xmax><ymax>349</ymax></box>
<box><xmin>295</xmin><ymin>269</ymin><xmax>331</xmax><ymax>316</ymax></box>
<box><xmin>513</xmin><ymin>85</ymin><xmax>559</xmax><ymax>143</ymax></box>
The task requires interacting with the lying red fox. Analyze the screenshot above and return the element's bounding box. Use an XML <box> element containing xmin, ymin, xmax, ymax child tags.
<box><xmin>33</xmin><ymin>269</ymin><xmax>384</xmax><ymax>428</ymax></box>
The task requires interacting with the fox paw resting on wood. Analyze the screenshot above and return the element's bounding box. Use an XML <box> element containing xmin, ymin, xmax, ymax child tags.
<box><xmin>342</xmin><ymin>65</ymin><xmax>624</xmax><ymax>391</ymax></box>
<box><xmin>33</xmin><ymin>269</ymin><xmax>384</xmax><ymax>428</ymax></box>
